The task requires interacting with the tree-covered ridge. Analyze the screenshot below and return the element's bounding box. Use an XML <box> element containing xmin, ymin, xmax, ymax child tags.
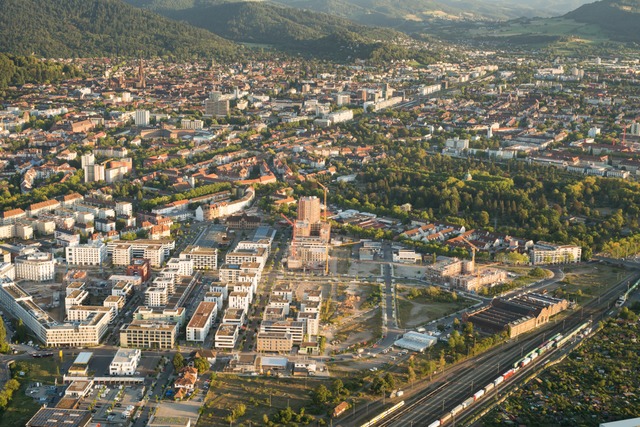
<box><xmin>565</xmin><ymin>0</ymin><xmax>640</xmax><ymax>42</ymax></box>
<box><xmin>0</xmin><ymin>0</ymin><xmax>238</xmax><ymax>59</ymax></box>
<box><xmin>135</xmin><ymin>0</ymin><xmax>412</xmax><ymax>61</ymax></box>
<box><xmin>0</xmin><ymin>54</ymin><xmax>82</xmax><ymax>88</ymax></box>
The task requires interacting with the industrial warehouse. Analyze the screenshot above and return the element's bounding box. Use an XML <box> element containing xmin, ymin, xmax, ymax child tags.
<box><xmin>463</xmin><ymin>293</ymin><xmax>568</xmax><ymax>338</ymax></box>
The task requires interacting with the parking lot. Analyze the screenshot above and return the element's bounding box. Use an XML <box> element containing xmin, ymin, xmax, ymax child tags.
<box><xmin>77</xmin><ymin>384</ymin><xmax>146</xmax><ymax>426</ymax></box>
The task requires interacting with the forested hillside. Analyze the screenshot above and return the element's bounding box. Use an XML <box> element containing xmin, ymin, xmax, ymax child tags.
<box><xmin>0</xmin><ymin>0</ymin><xmax>238</xmax><ymax>59</ymax></box>
<box><xmin>0</xmin><ymin>54</ymin><xmax>82</xmax><ymax>88</ymax></box>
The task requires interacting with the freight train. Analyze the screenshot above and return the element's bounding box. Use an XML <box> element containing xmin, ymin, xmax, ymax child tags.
<box><xmin>426</xmin><ymin>321</ymin><xmax>591</xmax><ymax>427</ymax></box>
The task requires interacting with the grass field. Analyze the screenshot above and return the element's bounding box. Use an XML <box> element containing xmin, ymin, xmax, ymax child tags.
<box><xmin>198</xmin><ymin>375</ymin><xmax>328</xmax><ymax>426</ymax></box>
<box><xmin>333</xmin><ymin>307</ymin><xmax>382</xmax><ymax>347</ymax></box>
<box><xmin>0</xmin><ymin>357</ymin><xmax>62</xmax><ymax>427</ymax></box>
<box><xmin>555</xmin><ymin>264</ymin><xmax>631</xmax><ymax>303</ymax></box>
<box><xmin>470</xmin><ymin>18</ymin><xmax>609</xmax><ymax>42</ymax></box>
<box><xmin>396</xmin><ymin>286</ymin><xmax>475</xmax><ymax>329</ymax></box>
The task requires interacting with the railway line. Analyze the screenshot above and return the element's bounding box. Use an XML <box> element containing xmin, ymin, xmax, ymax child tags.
<box><xmin>352</xmin><ymin>272</ymin><xmax>640</xmax><ymax>427</ymax></box>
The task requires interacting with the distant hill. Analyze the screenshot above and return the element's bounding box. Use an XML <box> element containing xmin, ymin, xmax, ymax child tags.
<box><xmin>565</xmin><ymin>0</ymin><xmax>640</xmax><ymax>43</ymax></box>
<box><xmin>0</xmin><ymin>0</ymin><xmax>238</xmax><ymax>59</ymax></box>
<box><xmin>125</xmin><ymin>0</ymin><xmax>411</xmax><ymax>60</ymax></box>
<box><xmin>272</xmin><ymin>0</ymin><xmax>594</xmax><ymax>24</ymax></box>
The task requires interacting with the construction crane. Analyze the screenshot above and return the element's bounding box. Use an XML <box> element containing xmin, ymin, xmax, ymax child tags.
<box><xmin>280</xmin><ymin>213</ymin><xmax>297</xmax><ymax>261</ymax></box>
<box><xmin>459</xmin><ymin>236</ymin><xmax>479</xmax><ymax>264</ymax></box>
<box><xmin>315</xmin><ymin>181</ymin><xmax>328</xmax><ymax>221</ymax></box>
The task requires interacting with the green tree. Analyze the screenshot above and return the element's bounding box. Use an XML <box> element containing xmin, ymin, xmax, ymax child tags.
<box><xmin>0</xmin><ymin>318</ymin><xmax>11</xmax><ymax>353</ymax></box>
<box><xmin>193</xmin><ymin>357</ymin><xmax>210</xmax><ymax>374</ymax></box>
<box><xmin>173</xmin><ymin>352</ymin><xmax>184</xmax><ymax>371</ymax></box>
<box><xmin>312</xmin><ymin>384</ymin><xmax>331</xmax><ymax>405</ymax></box>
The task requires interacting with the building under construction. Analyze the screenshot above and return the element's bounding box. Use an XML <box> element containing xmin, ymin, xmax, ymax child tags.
<box><xmin>284</xmin><ymin>196</ymin><xmax>331</xmax><ymax>271</ymax></box>
<box><xmin>425</xmin><ymin>256</ymin><xmax>507</xmax><ymax>292</ymax></box>
<box><xmin>463</xmin><ymin>293</ymin><xmax>568</xmax><ymax>338</ymax></box>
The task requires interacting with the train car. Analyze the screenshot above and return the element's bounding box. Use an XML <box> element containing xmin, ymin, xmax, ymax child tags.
<box><xmin>548</xmin><ymin>333</ymin><xmax>562</xmax><ymax>345</ymax></box>
<box><xmin>473</xmin><ymin>389</ymin><xmax>485</xmax><ymax>401</ymax></box>
<box><xmin>503</xmin><ymin>368</ymin><xmax>516</xmax><ymax>380</ymax></box>
<box><xmin>427</xmin><ymin>420</ymin><xmax>441</xmax><ymax>427</ymax></box>
<box><xmin>520</xmin><ymin>357</ymin><xmax>532</xmax><ymax>368</ymax></box>
<box><xmin>552</xmin><ymin>334</ymin><xmax>564</xmax><ymax>346</ymax></box>
<box><xmin>451</xmin><ymin>404</ymin><xmax>464</xmax><ymax>416</ymax></box>
<box><xmin>462</xmin><ymin>397</ymin><xmax>474</xmax><ymax>408</ymax></box>
<box><xmin>440</xmin><ymin>412</ymin><xmax>452</xmax><ymax>425</ymax></box>
<box><xmin>493</xmin><ymin>375</ymin><xmax>505</xmax><ymax>387</ymax></box>
<box><xmin>484</xmin><ymin>382</ymin><xmax>495</xmax><ymax>394</ymax></box>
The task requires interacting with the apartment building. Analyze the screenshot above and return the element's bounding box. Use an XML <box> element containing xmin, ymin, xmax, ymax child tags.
<box><xmin>119</xmin><ymin>320</ymin><xmax>178</xmax><ymax>349</ymax></box>
<box><xmin>65</xmin><ymin>290</ymin><xmax>89</xmax><ymax>315</ymax></box>
<box><xmin>133</xmin><ymin>306</ymin><xmax>186</xmax><ymax>327</ymax></box>
<box><xmin>256</xmin><ymin>332</ymin><xmax>293</xmax><ymax>353</ymax></box>
<box><xmin>186</xmin><ymin>301</ymin><xmax>217</xmax><ymax>342</ymax></box>
<box><xmin>109</xmin><ymin>348</ymin><xmax>141</xmax><ymax>376</ymax></box>
<box><xmin>66</xmin><ymin>243</ymin><xmax>107</xmax><ymax>266</ymax></box>
<box><xmin>144</xmin><ymin>287</ymin><xmax>168</xmax><ymax>307</ymax></box>
<box><xmin>15</xmin><ymin>252</ymin><xmax>55</xmax><ymax>281</ymax></box>
<box><xmin>112</xmin><ymin>244</ymin><xmax>133</xmax><ymax>266</ymax></box>
<box><xmin>260</xmin><ymin>320</ymin><xmax>305</xmax><ymax>343</ymax></box>
<box><xmin>179</xmin><ymin>245</ymin><xmax>218</xmax><ymax>270</ymax></box>
<box><xmin>531</xmin><ymin>242</ymin><xmax>582</xmax><ymax>265</ymax></box>
<box><xmin>215</xmin><ymin>323</ymin><xmax>239</xmax><ymax>349</ymax></box>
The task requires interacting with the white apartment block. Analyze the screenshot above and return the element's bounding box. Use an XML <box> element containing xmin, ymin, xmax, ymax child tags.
<box><xmin>115</xmin><ymin>201</ymin><xmax>133</xmax><ymax>217</ymax></box>
<box><xmin>135</xmin><ymin>110</ymin><xmax>150</xmax><ymax>126</ymax></box>
<box><xmin>186</xmin><ymin>301</ymin><xmax>217</xmax><ymax>342</ymax></box>
<box><xmin>15</xmin><ymin>252</ymin><xmax>55</xmax><ymax>281</ymax></box>
<box><xmin>260</xmin><ymin>320</ymin><xmax>305</xmax><ymax>343</ymax></box>
<box><xmin>222</xmin><ymin>308</ymin><xmax>246</xmax><ymax>326</ymax></box>
<box><xmin>143</xmin><ymin>245</ymin><xmax>165</xmax><ymax>268</ymax></box>
<box><xmin>66</xmin><ymin>243</ymin><xmax>107</xmax><ymax>266</ymax></box>
<box><xmin>120</xmin><ymin>320</ymin><xmax>177</xmax><ymax>349</ymax></box>
<box><xmin>112</xmin><ymin>281</ymin><xmax>134</xmax><ymax>298</ymax></box>
<box><xmin>225</xmin><ymin>247</ymin><xmax>266</xmax><ymax>269</ymax></box>
<box><xmin>65</xmin><ymin>290</ymin><xmax>89</xmax><ymax>315</ymax></box>
<box><xmin>531</xmin><ymin>242</ymin><xmax>582</xmax><ymax>265</ymax></box>
<box><xmin>297</xmin><ymin>311</ymin><xmax>320</xmax><ymax>336</ymax></box>
<box><xmin>0</xmin><ymin>263</ymin><xmax>15</xmax><ymax>281</ymax></box>
<box><xmin>228</xmin><ymin>291</ymin><xmax>250</xmax><ymax>312</ymax></box>
<box><xmin>393</xmin><ymin>249</ymin><xmax>420</xmax><ymax>264</ymax></box>
<box><xmin>68</xmin><ymin>305</ymin><xmax>115</xmax><ymax>323</ymax></box>
<box><xmin>0</xmin><ymin>278</ymin><xmax>110</xmax><ymax>347</ymax></box>
<box><xmin>236</xmin><ymin>239</ymin><xmax>272</xmax><ymax>256</ymax></box>
<box><xmin>179</xmin><ymin>246</ymin><xmax>218</xmax><ymax>270</ymax></box>
<box><xmin>109</xmin><ymin>348</ymin><xmax>141</xmax><ymax>376</ymax></box>
<box><xmin>203</xmin><ymin>292</ymin><xmax>223</xmax><ymax>314</ymax></box>
<box><xmin>104</xmin><ymin>295</ymin><xmax>124</xmax><ymax>317</ymax></box>
<box><xmin>145</xmin><ymin>287</ymin><xmax>168</xmax><ymax>307</ymax></box>
<box><xmin>215</xmin><ymin>323</ymin><xmax>239</xmax><ymax>349</ymax></box>
<box><xmin>107</xmin><ymin>239</ymin><xmax>175</xmax><ymax>262</ymax></box>
<box><xmin>164</xmin><ymin>257</ymin><xmax>194</xmax><ymax>277</ymax></box>
<box><xmin>210</xmin><ymin>283</ymin><xmax>229</xmax><ymax>300</ymax></box>
<box><xmin>268</xmin><ymin>295</ymin><xmax>291</xmax><ymax>316</ymax></box>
